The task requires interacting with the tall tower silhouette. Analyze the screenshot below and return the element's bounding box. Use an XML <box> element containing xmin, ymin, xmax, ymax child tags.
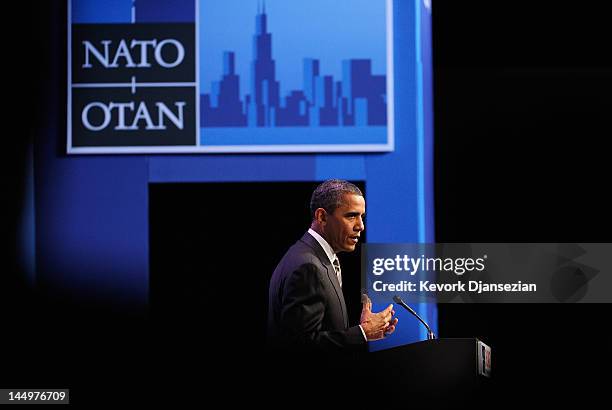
<box><xmin>249</xmin><ymin>2</ymin><xmax>280</xmax><ymax>126</ymax></box>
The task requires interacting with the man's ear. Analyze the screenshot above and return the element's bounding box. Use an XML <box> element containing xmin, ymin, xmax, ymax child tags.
<box><xmin>314</xmin><ymin>208</ymin><xmax>327</xmax><ymax>224</ymax></box>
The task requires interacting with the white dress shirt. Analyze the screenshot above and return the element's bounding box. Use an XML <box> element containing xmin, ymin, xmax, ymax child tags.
<box><xmin>307</xmin><ymin>229</ymin><xmax>367</xmax><ymax>341</ymax></box>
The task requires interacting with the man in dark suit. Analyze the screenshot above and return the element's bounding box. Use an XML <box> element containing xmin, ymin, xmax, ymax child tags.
<box><xmin>267</xmin><ymin>179</ymin><xmax>398</xmax><ymax>353</ymax></box>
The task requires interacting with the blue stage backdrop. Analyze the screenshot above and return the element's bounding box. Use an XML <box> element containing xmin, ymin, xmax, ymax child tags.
<box><xmin>34</xmin><ymin>0</ymin><xmax>435</xmax><ymax>351</ymax></box>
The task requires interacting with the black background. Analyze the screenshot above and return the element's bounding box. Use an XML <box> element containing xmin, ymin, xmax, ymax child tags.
<box><xmin>433</xmin><ymin>0</ymin><xmax>611</xmax><ymax>406</ymax></box>
<box><xmin>2</xmin><ymin>0</ymin><xmax>611</xmax><ymax>406</ymax></box>
<box><xmin>148</xmin><ymin>181</ymin><xmax>366</xmax><ymax>338</ymax></box>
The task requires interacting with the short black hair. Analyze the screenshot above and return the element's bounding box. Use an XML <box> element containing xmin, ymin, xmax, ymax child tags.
<box><xmin>310</xmin><ymin>179</ymin><xmax>363</xmax><ymax>219</ymax></box>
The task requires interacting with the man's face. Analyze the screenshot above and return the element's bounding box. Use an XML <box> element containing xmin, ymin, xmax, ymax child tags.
<box><xmin>323</xmin><ymin>193</ymin><xmax>366</xmax><ymax>253</ymax></box>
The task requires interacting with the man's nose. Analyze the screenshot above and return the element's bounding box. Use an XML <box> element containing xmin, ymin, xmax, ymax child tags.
<box><xmin>355</xmin><ymin>217</ymin><xmax>365</xmax><ymax>231</ymax></box>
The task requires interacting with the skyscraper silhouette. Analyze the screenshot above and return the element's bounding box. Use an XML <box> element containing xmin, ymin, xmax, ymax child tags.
<box><xmin>200</xmin><ymin>4</ymin><xmax>387</xmax><ymax>129</ymax></box>
<box><xmin>249</xmin><ymin>3</ymin><xmax>280</xmax><ymax>126</ymax></box>
<box><xmin>201</xmin><ymin>51</ymin><xmax>247</xmax><ymax>127</ymax></box>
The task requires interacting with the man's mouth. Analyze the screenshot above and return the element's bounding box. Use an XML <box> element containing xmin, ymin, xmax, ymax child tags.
<box><xmin>349</xmin><ymin>236</ymin><xmax>360</xmax><ymax>244</ymax></box>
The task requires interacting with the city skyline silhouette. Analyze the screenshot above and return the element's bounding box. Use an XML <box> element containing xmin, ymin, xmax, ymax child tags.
<box><xmin>201</xmin><ymin>6</ymin><xmax>387</xmax><ymax>128</ymax></box>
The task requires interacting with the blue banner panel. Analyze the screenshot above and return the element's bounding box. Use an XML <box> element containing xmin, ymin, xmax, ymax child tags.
<box><xmin>67</xmin><ymin>0</ymin><xmax>394</xmax><ymax>153</ymax></box>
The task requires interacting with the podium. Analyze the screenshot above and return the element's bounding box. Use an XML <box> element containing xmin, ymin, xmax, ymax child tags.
<box><xmin>366</xmin><ymin>338</ymin><xmax>492</xmax><ymax>402</ymax></box>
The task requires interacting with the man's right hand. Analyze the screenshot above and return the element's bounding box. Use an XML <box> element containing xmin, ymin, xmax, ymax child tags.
<box><xmin>360</xmin><ymin>295</ymin><xmax>398</xmax><ymax>341</ymax></box>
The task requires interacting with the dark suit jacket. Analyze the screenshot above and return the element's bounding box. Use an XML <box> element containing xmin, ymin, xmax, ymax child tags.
<box><xmin>267</xmin><ymin>232</ymin><xmax>366</xmax><ymax>352</ymax></box>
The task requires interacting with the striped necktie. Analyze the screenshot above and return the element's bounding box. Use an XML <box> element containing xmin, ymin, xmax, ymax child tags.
<box><xmin>332</xmin><ymin>257</ymin><xmax>342</xmax><ymax>288</ymax></box>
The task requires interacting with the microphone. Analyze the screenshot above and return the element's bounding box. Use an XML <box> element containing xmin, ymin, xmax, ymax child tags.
<box><xmin>393</xmin><ymin>295</ymin><xmax>436</xmax><ymax>340</ymax></box>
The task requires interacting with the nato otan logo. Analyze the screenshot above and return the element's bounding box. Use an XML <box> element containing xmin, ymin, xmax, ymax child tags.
<box><xmin>80</xmin><ymin>39</ymin><xmax>187</xmax><ymax>131</ymax></box>
<box><xmin>68</xmin><ymin>17</ymin><xmax>197</xmax><ymax>152</ymax></box>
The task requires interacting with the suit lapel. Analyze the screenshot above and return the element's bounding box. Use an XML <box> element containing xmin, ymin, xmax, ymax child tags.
<box><xmin>300</xmin><ymin>233</ymin><xmax>348</xmax><ymax>327</ymax></box>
